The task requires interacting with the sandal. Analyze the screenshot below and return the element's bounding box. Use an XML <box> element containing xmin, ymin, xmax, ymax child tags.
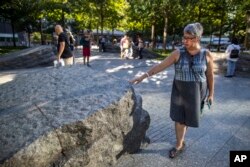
<box><xmin>169</xmin><ymin>142</ymin><xmax>186</xmax><ymax>158</ymax></box>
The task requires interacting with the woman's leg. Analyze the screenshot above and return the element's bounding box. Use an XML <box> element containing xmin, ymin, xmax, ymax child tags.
<box><xmin>175</xmin><ymin>122</ymin><xmax>187</xmax><ymax>150</ymax></box>
<box><xmin>169</xmin><ymin>122</ymin><xmax>187</xmax><ymax>158</ymax></box>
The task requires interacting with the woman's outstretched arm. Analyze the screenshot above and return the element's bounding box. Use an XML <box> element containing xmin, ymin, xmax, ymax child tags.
<box><xmin>130</xmin><ymin>49</ymin><xmax>180</xmax><ymax>84</ymax></box>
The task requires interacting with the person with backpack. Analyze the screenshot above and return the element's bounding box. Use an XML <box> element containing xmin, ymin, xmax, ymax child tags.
<box><xmin>54</xmin><ymin>25</ymin><xmax>73</xmax><ymax>66</ymax></box>
<box><xmin>225</xmin><ymin>38</ymin><xmax>241</xmax><ymax>78</ymax></box>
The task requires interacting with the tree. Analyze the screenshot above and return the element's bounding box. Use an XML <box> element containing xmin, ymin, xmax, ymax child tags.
<box><xmin>158</xmin><ymin>0</ymin><xmax>182</xmax><ymax>50</ymax></box>
<box><xmin>0</xmin><ymin>0</ymin><xmax>46</xmax><ymax>46</ymax></box>
<box><xmin>0</xmin><ymin>0</ymin><xmax>249</xmax><ymax>50</ymax></box>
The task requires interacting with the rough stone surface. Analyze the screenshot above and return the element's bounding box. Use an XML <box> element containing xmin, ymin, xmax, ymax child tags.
<box><xmin>0</xmin><ymin>65</ymin><xmax>150</xmax><ymax>167</ymax></box>
<box><xmin>0</xmin><ymin>45</ymin><xmax>55</xmax><ymax>70</ymax></box>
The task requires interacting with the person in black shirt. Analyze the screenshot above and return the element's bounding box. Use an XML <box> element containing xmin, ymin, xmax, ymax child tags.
<box><xmin>54</xmin><ymin>25</ymin><xmax>73</xmax><ymax>66</ymax></box>
<box><xmin>80</xmin><ymin>34</ymin><xmax>91</xmax><ymax>66</ymax></box>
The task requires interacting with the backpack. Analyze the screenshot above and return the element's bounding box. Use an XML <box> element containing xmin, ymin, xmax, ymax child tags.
<box><xmin>69</xmin><ymin>36</ymin><xmax>75</xmax><ymax>45</ymax></box>
<box><xmin>229</xmin><ymin>46</ymin><xmax>239</xmax><ymax>58</ymax></box>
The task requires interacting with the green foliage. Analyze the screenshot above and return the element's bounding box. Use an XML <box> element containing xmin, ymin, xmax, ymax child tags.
<box><xmin>0</xmin><ymin>0</ymin><xmax>249</xmax><ymax>47</ymax></box>
<box><xmin>152</xmin><ymin>49</ymin><xmax>172</xmax><ymax>60</ymax></box>
<box><xmin>32</xmin><ymin>32</ymin><xmax>41</xmax><ymax>42</ymax></box>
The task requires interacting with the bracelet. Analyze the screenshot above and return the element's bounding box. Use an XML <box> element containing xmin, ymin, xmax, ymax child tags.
<box><xmin>145</xmin><ymin>72</ymin><xmax>150</xmax><ymax>78</ymax></box>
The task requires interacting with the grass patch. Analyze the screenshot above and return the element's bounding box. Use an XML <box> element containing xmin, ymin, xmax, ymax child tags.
<box><xmin>0</xmin><ymin>46</ymin><xmax>28</xmax><ymax>56</ymax></box>
<box><xmin>152</xmin><ymin>49</ymin><xmax>172</xmax><ymax>60</ymax></box>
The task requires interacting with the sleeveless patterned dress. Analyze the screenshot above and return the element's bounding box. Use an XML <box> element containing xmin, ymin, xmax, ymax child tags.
<box><xmin>170</xmin><ymin>47</ymin><xmax>208</xmax><ymax>127</ymax></box>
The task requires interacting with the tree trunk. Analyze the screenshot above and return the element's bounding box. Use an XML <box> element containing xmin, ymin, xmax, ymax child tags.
<box><xmin>100</xmin><ymin>3</ymin><xmax>104</xmax><ymax>35</ymax></box>
<box><xmin>28</xmin><ymin>32</ymin><xmax>31</xmax><ymax>47</ymax></box>
<box><xmin>142</xmin><ymin>18</ymin><xmax>145</xmax><ymax>35</ymax></box>
<box><xmin>151</xmin><ymin>24</ymin><xmax>155</xmax><ymax>48</ymax></box>
<box><xmin>40</xmin><ymin>19</ymin><xmax>44</xmax><ymax>45</ymax></box>
<box><xmin>61</xmin><ymin>10</ymin><xmax>65</xmax><ymax>28</ymax></box>
<box><xmin>151</xmin><ymin>19</ymin><xmax>156</xmax><ymax>48</ymax></box>
<box><xmin>112</xmin><ymin>27</ymin><xmax>114</xmax><ymax>37</ymax></box>
<box><xmin>198</xmin><ymin>4</ymin><xmax>202</xmax><ymax>22</ymax></box>
<box><xmin>11</xmin><ymin>20</ymin><xmax>16</xmax><ymax>47</ymax></box>
<box><xmin>217</xmin><ymin>12</ymin><xmax>224</xmax><ymax>52</ymax></box>
<box><xmin>162</xmin><ymin>16</ymin><xmax>168</xmax><ymax>51</ymax></box>
<box><xmin>244</xmin><ymin>10</ymin><xmax>250</xmax><ymax>50</ymax></box>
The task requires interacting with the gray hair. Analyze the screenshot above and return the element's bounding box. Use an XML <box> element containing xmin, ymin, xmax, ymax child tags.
<box><xmin>184</xmin><ymin>22</ymin><xmax>203</xmax><ymax>38</ymax></box>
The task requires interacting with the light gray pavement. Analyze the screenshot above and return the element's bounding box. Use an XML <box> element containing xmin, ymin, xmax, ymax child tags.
<box><xmin>0</xmin><ymin>47</ymin><xmax>250</xmax><ymax>167</ymax></box>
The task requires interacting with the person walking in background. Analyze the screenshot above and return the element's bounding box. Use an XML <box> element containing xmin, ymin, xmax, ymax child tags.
<box><xmin>120</xmin><ymin>34</ymin><xmax>127</xmax><ymax>59</ymax></box>
<box><xmin>224</xmin><ymin>37</ymin><xmax>241</xmax><ymax>78</ymax></box>
<box><xmin>127</xmin><ymin>36</ymin><xmax>133</xmax><ymax>59</ymax></box>
<box><xmin>80</xmin><ymin>33</ymin><xmax>91</xmax><ymax>66</ymax></box>
<box><xmin>67</xmin><ymin>31</ymin><xmax>76</xmax><ymax>64</ymax></box>
<box><xmin>137</xmin><ymin>36</ymin><xmax>144</xmax><ymax>59</ymax></box>
<box><xmin>130</xmin><ymin>22</ymin><xmax>214</xmax><ymax>159</ymax></box>
<box><xmin>54</xmin><ymin>25</ymin><xmax>73</xmax><ymax>66</ymax></box>
<box><xmin>113</xmin><ymin>38</ymin><xmax>117</xmax><ymax>45</ymax></box>
<box><xmin>98</xmin><ymin>36</ymin><xmax>102</xmax><ymax>52</ymax></box>
<box><xmin>120</xmin><ymin>34</ymin><xmax>132</xmax><ymax>59</ymax></box>
<box><xmin>100</xmin><ymin>36</ymin><xmax>106</xmax><ymax>52</ymax></box>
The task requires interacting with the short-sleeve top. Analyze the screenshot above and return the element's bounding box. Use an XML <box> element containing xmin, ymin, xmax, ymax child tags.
<box><xmin>80</xmin><ymin>37</ymin><xmax>91</xmax><ymax>48</ymax></box>
<box><xmin>57</xmin><ymin>32</ymin><xmax>73</xmax><ymax>58</ymax></box>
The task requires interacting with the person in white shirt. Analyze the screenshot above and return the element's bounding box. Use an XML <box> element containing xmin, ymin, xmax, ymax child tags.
<box><xmin>225</xmin><ymin>38</ymin><xmax>241</xmax><ymax>77</ymax></box>
<box><xmin>120</xmin><ymin>34</ymin><xmax>132</xmax><ymax>59</ymax></box>
<box><xmin>120</xmin><ymin>34</ymin><xmax>126</xmax><ymax>58</ymax></box>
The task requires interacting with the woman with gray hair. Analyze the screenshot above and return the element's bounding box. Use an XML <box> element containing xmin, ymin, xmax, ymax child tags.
<box><xmin>130</xmin><ymin>22</ymin><xmax>214</xmax><ymax>158</ymax></box>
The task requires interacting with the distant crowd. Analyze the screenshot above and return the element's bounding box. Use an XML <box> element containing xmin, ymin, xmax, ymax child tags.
<box><xmin>53</xmin><ymin>25</ymin><xmax>147</xmax><ymax>68</ymax></box>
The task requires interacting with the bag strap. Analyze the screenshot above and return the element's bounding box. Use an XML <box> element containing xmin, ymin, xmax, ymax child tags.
<box><xmin>232</xmin><ymin>44</ymin><xmax>237</xmax><ymax>50</ymax></box>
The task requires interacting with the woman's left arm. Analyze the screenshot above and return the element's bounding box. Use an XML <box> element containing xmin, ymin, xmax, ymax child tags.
<box><xmin>206</xmin><ymin>51</ymin><xmax>214</xmax><ymax>103</ymax></box>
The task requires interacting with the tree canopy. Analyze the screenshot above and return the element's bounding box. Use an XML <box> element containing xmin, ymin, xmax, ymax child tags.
<box><xmin>0</xmin><ymin>0</ymin><xmax>249</xmax><ymax>48</ymax></box>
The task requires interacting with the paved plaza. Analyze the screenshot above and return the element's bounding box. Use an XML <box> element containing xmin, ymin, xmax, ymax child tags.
<box><xmin>0</xmin><ymin>47</ymin><xmax>250</xmax><ymax>167</ymax></box>
<box><xmin>83</xmin><ymin>49</ymin><xmax>250</xmax><ymax>167</ymax></box>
